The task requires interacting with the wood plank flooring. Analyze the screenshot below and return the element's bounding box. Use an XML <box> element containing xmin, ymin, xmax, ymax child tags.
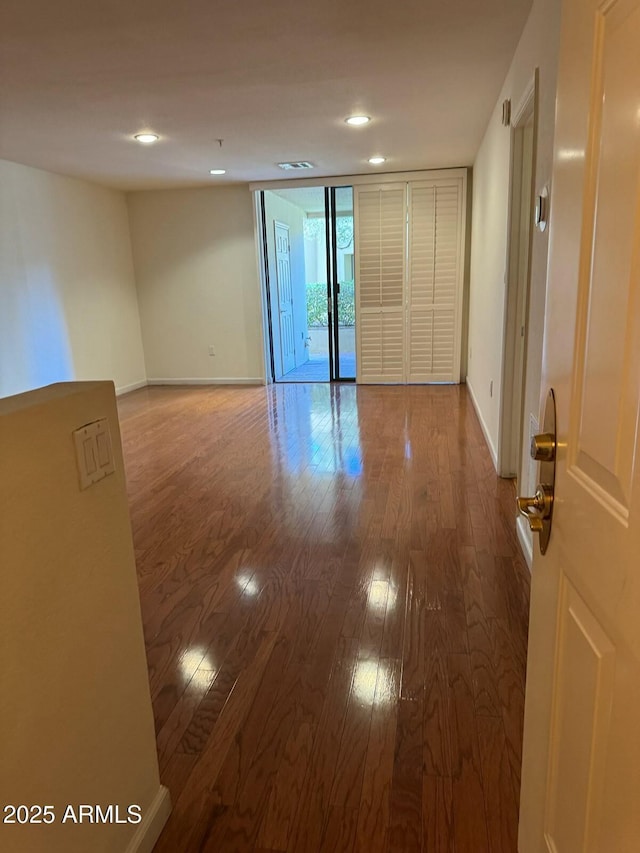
<box><xmin>117</xmin><ymin>383</ymin><xmax>531</xmax><ymax>853</ymax></box>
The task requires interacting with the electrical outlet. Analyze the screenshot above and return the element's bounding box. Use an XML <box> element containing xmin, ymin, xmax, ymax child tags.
<box><xmin>490</xmin><ymin>380</ymin><xmax>493</xmax><ymax>398</ymax></box>
<box><xmin>208</xmin><ymin>345</ymin><xmax>215</xmax><ymax>357</ymax></box>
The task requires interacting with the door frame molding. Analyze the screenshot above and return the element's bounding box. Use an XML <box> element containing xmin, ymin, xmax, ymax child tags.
<box><xmin>498</xmin><ymin>71</ymin><xmax>539</xmax><ymax>478</ymax></box>
<box><xmin>254</xmin><ymin>192</ymin><xmax>274</xmax><ymax>384</ymax></box>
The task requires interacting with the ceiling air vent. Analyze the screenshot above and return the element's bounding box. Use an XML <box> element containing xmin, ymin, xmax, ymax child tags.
<box><xmin>277</xmin><ymin>161</ymin><xmax>315</xmax><ymax>170</ymax></box>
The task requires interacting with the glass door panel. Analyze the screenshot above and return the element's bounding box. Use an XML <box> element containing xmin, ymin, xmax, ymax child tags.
<box><xmin>333</xmin><ymin>187</ymin><xmax>355</xmax><ymax>380</ymax></box>
<box><xmin>260</xmin><ymin>184</ymin><xmax>355</xmax><ymax>383</ymax></box>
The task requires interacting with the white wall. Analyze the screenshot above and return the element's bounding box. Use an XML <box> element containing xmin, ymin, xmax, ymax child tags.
<box><xmin>127</xmin><ymin>186</ymin><xmax>265</xmax><ymax>384</ymax></box>
<box><xmin>466</xmin><ymin>0</ymin><xmax>561</xmax><ymax>472</ymax></box>
<box><xmin>0</xmin><ymin>382</ymin><xmax>169</xmax><ymax>853</ymax></box>
<box><xmin>0</xmin><ymin>160</ymin><xmax>147</xmax><ymax>398</ymax></box>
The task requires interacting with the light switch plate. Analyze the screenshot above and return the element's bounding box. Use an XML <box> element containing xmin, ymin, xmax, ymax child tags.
<box><xmin>73</xmin><ymin>418</ymin><xmax>115</xmax><ymax>490</ymax></box>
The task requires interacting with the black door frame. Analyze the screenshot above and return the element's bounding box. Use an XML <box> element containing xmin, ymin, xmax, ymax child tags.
<box><xmin>325</xmin><ymin>186</ymin><xmax>356</xmax><ymax>383</ymax></box>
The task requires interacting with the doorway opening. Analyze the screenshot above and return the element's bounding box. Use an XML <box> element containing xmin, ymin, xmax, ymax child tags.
<box><xmin>499</xmin><ymin>85</ymin><xmax>537</xmax><ymax>484</ymax></box>
<box><xmin>259</xmin><ymin>185</ymin><xmax>355</xmax><ymax>383</ymax></box>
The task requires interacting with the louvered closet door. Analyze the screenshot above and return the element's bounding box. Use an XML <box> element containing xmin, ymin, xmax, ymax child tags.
<box><xmin>407</xmin><ymin>179</ymin><xmax>464</xmax><ymax>383</ymax></box>
<box><xmin>355</xmin><ymin>184</ymin><xmax>407</xmax><ymax>383</ymax></box>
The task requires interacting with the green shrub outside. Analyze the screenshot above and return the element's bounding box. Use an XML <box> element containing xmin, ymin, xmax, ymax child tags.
<box><xmin>306</xmin><ymin>281</ymin><xmax>355</xmax><ymax>326</ymax></box>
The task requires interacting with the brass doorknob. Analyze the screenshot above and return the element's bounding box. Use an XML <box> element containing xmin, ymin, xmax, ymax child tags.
<box><xmin>518</xmin><ymin>510</ymin><xmax>544</xmax><ymax>533</ymax></box>
<box><xmin>524</xmin><ymin>390</ymin><xmax>557</xmax><ymax>555</ymax></box>
<box><xmin>516</xmin><ymin>485</ymin><xmax>553</xmax><ymax>534</ymax></box>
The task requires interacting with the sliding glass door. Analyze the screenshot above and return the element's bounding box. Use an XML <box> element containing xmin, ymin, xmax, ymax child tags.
<box><xmin>260</xmin><ymin>185</ymin><xmax>354</xmax><ymax>383</ymax></box>
<box><xmin>326</xmin><ymin>186</ymin><xmax>355</xmax><ymax>380</ymax></box>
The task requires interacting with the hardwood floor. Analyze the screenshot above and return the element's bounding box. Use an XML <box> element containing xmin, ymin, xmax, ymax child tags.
<box><xmin>117</xmin><ymin>383</ymin><xmax>530</xmax><ymax>853</ymax></box>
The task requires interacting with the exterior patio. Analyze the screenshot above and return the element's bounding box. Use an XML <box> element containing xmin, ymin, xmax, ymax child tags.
<box><xmin>282</xmin><ymin>325</ymin><xmax>355</xmax><ymax>381</ymax></box>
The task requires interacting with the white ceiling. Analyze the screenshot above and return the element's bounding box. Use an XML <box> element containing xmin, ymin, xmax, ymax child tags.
<box><xmin>0</xmin><ymin>0</ymin><xmax>532</xmax><ymax>191</ymax></box>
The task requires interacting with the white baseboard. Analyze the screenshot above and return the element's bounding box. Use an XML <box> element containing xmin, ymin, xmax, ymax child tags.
<box><xmin>114</xmin><ymin>376</ymin><xmax>268</xmax><ymax>394</ymax></box>
<box><xmin>147</xmin><ymin>377</ymin><xmax>264</xmax><ymax>386</ymax></box>
<box><xmin>516</xmin><ymin>515</ymin><xmax>534</xmax><ymax>571</ymax></box>
<box><xmin>465</xmin><ymin>378</ymin><xmax>498</xmax><ymax>470</ymax></box>
<box><xmin>125</xmin><ymin>785</ymin><xmax>171</xmax><ymax>853</ymax></box>
<box><xmin>115</xmin><ymin>380</ymin><xmax>148</xmax><ymax>396</ymax></box>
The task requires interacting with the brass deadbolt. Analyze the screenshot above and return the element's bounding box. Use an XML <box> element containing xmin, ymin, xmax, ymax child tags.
<box><xmin>530</xmin><ymin>432</ymin><xmax>556</xmax><ymax>462</ymax></box>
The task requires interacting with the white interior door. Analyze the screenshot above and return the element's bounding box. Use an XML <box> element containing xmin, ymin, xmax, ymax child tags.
<box><xmin>274</xmin><ymin>221</ymin><xmax>295</xmax><ymax>376</ymax></box>
<box><xmin>519</xmin><ymin>0</ymin><xmax>640</xmax><ymax>850</ymax></box>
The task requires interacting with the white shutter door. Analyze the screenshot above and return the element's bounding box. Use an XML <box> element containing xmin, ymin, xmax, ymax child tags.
<box><xmin>407</xmin><ymin>179</ymin><xmax>464</xmax><ymax>383</ymax></box>
<box><xmin>355</xmin><ymin>184</ymin><xmax>406</xmax><ymax>383</ymax></box>
<box><xmin>407</xmin><ymin>185</ymin><xmax>436</xmax><ymax>381</ymax></box>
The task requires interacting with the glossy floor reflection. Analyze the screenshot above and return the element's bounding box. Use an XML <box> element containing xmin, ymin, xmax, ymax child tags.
<box><xmin>118</xmin><ymin>383</ymin><xmax>530</xmax><ymax>853</ymax></box>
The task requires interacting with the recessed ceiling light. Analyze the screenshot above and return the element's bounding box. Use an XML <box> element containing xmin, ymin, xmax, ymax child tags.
<box><xmin>134</xmin><ymin>133</ymin><xmax>159</xmax><ymax>144</ymax></box>
<box><xmin>209</xmin><ymin>169</ymin><xmax>226</xmax><ymax>175</ymax></box>
<box><xmin>368</xmin><ymin>156</ymin><xmax>386</xmax><ymax>165</ymax></box>
<box><xmin>346</xmin><ymin>115</ymin><xmax>371</xmax><ymax>126</ymax></box>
